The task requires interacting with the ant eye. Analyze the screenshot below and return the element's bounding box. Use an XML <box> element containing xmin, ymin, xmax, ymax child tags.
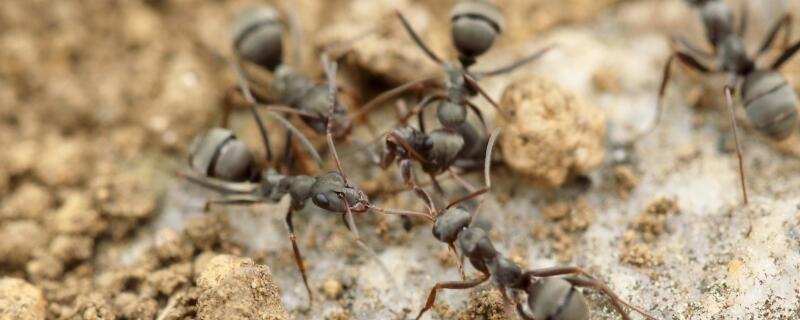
<box><xmin>314</xmin><ymin>194</ymin><xmax>329</xmax><ymax>206</ymax></box>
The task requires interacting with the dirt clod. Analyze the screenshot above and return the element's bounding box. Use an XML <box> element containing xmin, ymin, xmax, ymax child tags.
<box><xmin>497</xmin><ymin>76</ymin><xmax>606</xmax><ymax>187</ymax></box>
<box><xmin>0</xmin><ymin>220</ymin><xmax>49</xmax><ymax>267</ymax></box>
<box><xmin>620</xmin><ymin>197</ymin><xmax>680</xmax><ymax>267</ymax></box>
<box><xmin>322</xmin><ymin>277</ymin><xmax>344</xmax><ymax>300</ymax></box>
<box><xmin>532</xmin><ymin>198</ymin><xmax>596</xmax><ymax>262</ymax></box>
<box><xmin>196</xmin><ymin>255</ymin><xmax>287</xmax><ymax>320</ymax></box>
<box><xmin>613</xmin><ymin>165</ymin><xmax>639</xmax><ymax>199</ymax></box>
<box><xmin>458</xmin><ymin>288</ymin><xmax>511</xmax><ymax>320</ymax></box>
<box><xmin>0</xmin><ymin>277</ymin><xmax>46</xmax><ymax>320</ymax></box>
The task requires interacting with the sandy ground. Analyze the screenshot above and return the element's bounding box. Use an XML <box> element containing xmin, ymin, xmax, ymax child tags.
<box><xmin>2</xmin><ymin>0</ymin><xmax>800</xmax><ymax>319</ymax></box>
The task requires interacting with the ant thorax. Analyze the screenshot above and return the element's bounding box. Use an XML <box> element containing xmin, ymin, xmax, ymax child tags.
<box><xmin>270</xmin><ymin>65</ymin><xmax>315</xmax><ymax>106</ymax></box>
<box><xmin>718</xmin><ymin>35</ymin><xmax>752</xmax><ymax>74</ymax></box>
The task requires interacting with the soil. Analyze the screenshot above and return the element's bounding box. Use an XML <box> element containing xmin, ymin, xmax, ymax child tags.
<box><xmin>2</xmin><ymin>0</ymin><xmax>800</xmax><ymax>320</ymax></box>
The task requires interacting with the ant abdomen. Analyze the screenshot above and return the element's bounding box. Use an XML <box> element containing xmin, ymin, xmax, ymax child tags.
<box><xmin>232</xmin><ymin>5</ymin><xmax>284</xmax><ymax>72</ymax></box>
<box><xmin>742</xmin><ymin>71</ymin><xmax>799</xmax><ymax>140</ymax></box>
<box><xmin>450</xmin><ymin>0</ymin><xmax>504</xmax><ymax>61</ymax></box>
<box><xmin>698</xmin><ymin>0</ymin><xmax>734</xmax><ymax>47</ymax></box>
<box><xmin>525</xmin><ymin>278</ymin><xmax>589</xmax><ymax>320</ymax></box>
<box><xmin>189</xmin><ymin>128</ymin><xmax>256</xmax><ymax>182</ymax></box>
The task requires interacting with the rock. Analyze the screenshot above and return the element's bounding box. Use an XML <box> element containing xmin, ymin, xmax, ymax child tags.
<box><xmin>0</xmin><ymin>277</ymin><xmax>46</xmax><ymax>320</ymax></box>
<box><xmin>322</xmin><ymin>277</ymin><xmax>343</xmax><ymax>300</ymax></box>
<box><xmin>51</xmin><ymin>192</ymin><xmax>104</xmax><ymax>236</ymax></box>
<box><xmin>34</xmin><ymin>135</ymin><xmax>89</xmax><ymax>187</ymax></box>
<box><xmin>1</xmin><ymin>182</ymin><xmax>53</xmax><ymax>220</ymax></box>
<box><xmin>0</xmin><ymin>220</ymin><xmax>49</xmax><ymax>267</ymax></box>
<box><xmin>315</xmin><ymin>0</ymin><xmax>444</xmax><ymax>85</ymax></box>
<box><xmin>496</xmin><ymin>76</ymin><xmax>606</xmax><ymax>187</ymax></box>
<box><xmin>49</xmin><ymin>235</ymin><xmax>94</xmax><ymax>263</ymax></box>
<box><xmin>153</xmin><ymin>228</ymin><xmax>194</xmax><ymax>263</ymax></box>
<box><xmin>196</xmin><ymin>255</ymin><xmax>287</xmax><ymax>320</ymax></box>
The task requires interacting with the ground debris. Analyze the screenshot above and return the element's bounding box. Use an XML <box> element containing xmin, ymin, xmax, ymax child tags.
<box><xmin>620</xmin><ymin>197</ymin><xmax>680</xmax><ymax>267</ymax></box>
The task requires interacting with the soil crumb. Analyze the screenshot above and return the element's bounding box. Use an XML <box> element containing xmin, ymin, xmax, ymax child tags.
<box><xmin>532</xmin><ymin>197</ymin><xmax>595</xmax><ymax>262</ymax></box>
<box><xmin>322</xmin><ymin>277</ymin><xmax>344</xmax><ymax>300</ymax></box>
<box><xmin>458</xmin><ymin>287</ymin><xmax>511</xmax><ymax>320</ymax></box>
<box><xmin>620</xmin><ymin>197</ymin><xmax>680</xmax><ymax>267</ymax></box>
<box><xmin>0</xmin><ymin>277</ymin><xmax>46</xmax><ymax>320</ymax></box>
<box><xmin>613</xmin><ymin>165</ymin><xmax>640</xmax><ymax>199</ymax></box>
<box><xmin>497</xmin><ymin>76</ymin><xmax>606</xmax><ymax>187</ymax></box>
<box><xmin>196</xmin><ymin>254</ymin><xmax>288</xmax><ymax>320</ymax></box>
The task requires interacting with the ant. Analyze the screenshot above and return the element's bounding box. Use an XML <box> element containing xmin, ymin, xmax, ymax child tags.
<box><xmin>651</xmin><ymin>0</ymin><xmax>800</xmax><ymax>206</ymax></box>
<box><xmin>406</xmin><ymin>130</ymin><xmax>655</xmax><ymax>320</ymax></box>
<box><xmin>182</xmin><ymin>52</ymin><xmax>432</xmax><ymax>307</ymax></box>
<box><xmin>358</xmin><ymin>0</ymin><xmax>552</xmax><ymax>197</ymax></box>
<box><xmin>226</xmin><ymin>5</ymin><xmax>365</xmax><ymax>169</ymax></box>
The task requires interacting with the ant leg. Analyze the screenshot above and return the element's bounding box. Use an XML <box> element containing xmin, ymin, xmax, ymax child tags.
<box><xmin>430</xmin><ymin>173</ymin><xmax>447</xmax><ymax>207</ymax></box>
<box><xmin>464</xmin><ymin>100</ymin><xmax>489</xmax><ymax>133</ymax></box>
<box><xmin>321</xmin><ymin>54</ymin><xmax>351</xmax><ymax>185</ymax></box>
<box><xmin>641</xmin><ymin>50</ymin><xmax>713</xmax><ymax>136</ymax></box>
<box><xmin>448</xmin><ymin>168</ymin><xmax>477</xmax><ymax>193</ymax></box>
<box><xmin>281</xmin><ymin>128</ymin><xmax>294</xmax><ymax>174</ymax></box>
<box><xmin>232</xmin><ymin>60</ymin><xmax>274</xmax><ymax>162</ymax></box>
<box><xmin>475</xmin><ymin>45</ymin><xmax>554</xmax><ymax>77</ymax></box>
<box><xmin>757</xmin><ymin>13</ymin><xmax>793</xmax><ymax>57</ymax></box>
<box><xmin>724</xmin><ymin>86</ymin><xmax>750</xmax><ymax>211</ymax></box>
<box><xmin>414</xmin><ymin>272</ymin><xmax>491</xmax><ymax>320</ymax></box>
<box><xmin>355</xmin><ymin>76</ymin><xmax>440</xmax><ymax>121</ymax></box>
<box><xmin>395</xmin><ymin>10</ymin><xmax>443</xmax><ymax>64</ymax></box>
<box><xmin>176</xmin><ymin>170</ymin><xmax>259</xmax><ymax>194</ymax></box>
<box><xmin>462</xmin><ymin>73</ymin><xmax>502</xmax><ymax>114</ymax></box>
<box><xmin>671</xmin><ymin>35</ymin><xmax>715</xmax><ymax>59</ymax></box>
<box><xmin>563</xmin><ymin>276</ymin><xmax>657</xmax><ymax>320</ymax></box>
<box><xmin>771</xmin><ymin>37</ymin><xmax>800</xmax><ymax>69</ymax></box>
<box><xmin>400</xmin><ymin>159</ymin><xmax>437</xmax><ymax>215</ymax></box>
<box><xmin>447</xmin><ymin>243</ymin><xmax>467</xmax><ymax>280</ymax></box>
<box><xmin>284</xmin><ymin>207</ymin><xmax>314</xmax><ymax>307</ymax></box>
<box><xmin>446</xmin><ymin>129</ymin><xmax>501</xmax><ymax>209</ymax></box>
<box><xmin>523</xmin><ymin>267</ymin><xmax>655</xmax><ymax>320</ymax></box>
<box><xmin>203</xmin><ymin>195</ymin><xmax>263</xmax><ymax>211</ymax></box>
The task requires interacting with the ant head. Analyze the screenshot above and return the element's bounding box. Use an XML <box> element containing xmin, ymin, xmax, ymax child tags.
<box><xmin>432</xmin><ymin>207</ymin><xmax>472</xmax><ymax>243</ymax></box>
<box><xmin>190</xmin><ymin>128</ymin><xmax>256</xmax><ymax>182</ymax></box>
<box><xmin>450</xmin><ymin>0</ymin><xmax>504</xmax><ymax>63</ymax></box>
<box><xmin>232</xmin><ymin>5</ymin><xmax>284</xmax><ymax>71</ymax></box>
<box><xmin>311</xmin><ymin>172</ymin><xmax>370</xmax><ymax>213</ymax></box>
<box><xmin>524</xmin><ymin>278</ymin><xmax>589</xmax><ymax>320</ymax></box>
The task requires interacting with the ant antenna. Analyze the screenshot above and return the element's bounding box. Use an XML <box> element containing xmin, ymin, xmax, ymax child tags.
<box><xmin>723</xmin><ymin>82</ymin><xmax>749</xmax><ymax>206</ymax></box>
<box><xmin>474</xmin><ymin>45</ymin><xmax>555</xmax><ymax>78</ymax></box>
<box><xmin>232</xmin><ymin>60</ymin><xmax>324</xmax><ymax>166</ymax></box>
<box><xmin>446</xmin><ymin>128</ymin><xmax>501</xmax><ymax>209</ymax></box>
<box><xmin>321</xmin><ymin>54</ymin><xmax>349</xmax><ymax>185</ymax></box>
<box><xmin>395</xmin><ymin>10</ymin><xmax>444</xmax><ymax>65</ymax></box>
<box><xmin>232</xmin><ymin>60</ymin><xmax>274</xmax><ymax>161</ymax></box>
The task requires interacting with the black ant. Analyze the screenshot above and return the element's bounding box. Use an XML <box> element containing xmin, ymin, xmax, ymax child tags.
<box><xmin>651</xmin><ymin>0</ymin><xmax>800</xmax><ymax>207</ymax></box>
<box><xmin>357</xmin><ymin>0</ymin><xmax>552</xmax><ymax>198</ymax></box>
<box><xmin>404</xmin><ymin>130</ymin><xmax>655</xmax><ymax>320</ymax></box>
<box><xmin>182</xmin><ymin>53</ymin><xmax>432</xmax><ymax>307</ymax></box>
<box><xmin>226</xmin><ymin>5</ymin><xmax>365</xmax><ymax>169</ymax></box>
